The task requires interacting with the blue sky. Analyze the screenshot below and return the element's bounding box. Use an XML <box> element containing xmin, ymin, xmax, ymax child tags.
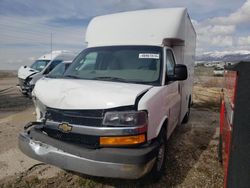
<box><xmin>0</xmin><ymin>0</ymin><xmax>250</xmax><ymax>69</ymax></box>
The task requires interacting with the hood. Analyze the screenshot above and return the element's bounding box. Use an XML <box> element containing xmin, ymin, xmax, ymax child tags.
<box><xmin>33</xmin><ymin>78</ymin><xmax>152</xmax><ymax>109</ymax></box>
<box><xmin>18</xmin><ymin>66</ymin><xmax>38</xmax><ymax>80</ymax></box>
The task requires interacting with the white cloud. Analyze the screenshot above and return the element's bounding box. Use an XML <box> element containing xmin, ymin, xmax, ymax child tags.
<box><xmin>238</xmin><ymin>36</ymin><xmax>250</xmax><ymax>45</ymax></box>
<box><xmin>194</xmin><ymin>23</ymin><xmax>235</xmax><ymax>53</ymax></box>
<box><xmin>208</xmin><ymin>25</ymin><xmax>235</xmax><ymax>35</ymax></box>
<box><xmin>194</xmin><ymin>0</ymin><xmax>250</xmax><ymax>54</ymax></box>
<box><xmin>195</xmin><ymin>24</ymin><xmax>235</xmax><ymax>38</ymax></box>
<box><xmin>209</xmin><ymin>0</ymin><xmax>250</xmax><ymax>25</ymax></box>
<box><xmin>211</xmin><ymin>35</ymin><xmax>233</xmax><ymax>46</ymax></box>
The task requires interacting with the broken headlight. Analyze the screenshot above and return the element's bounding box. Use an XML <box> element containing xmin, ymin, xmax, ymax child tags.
<box><xmin>33</xmin><ymin>97</ymin><xmax>46</xmax><ymax>121</ymax></box>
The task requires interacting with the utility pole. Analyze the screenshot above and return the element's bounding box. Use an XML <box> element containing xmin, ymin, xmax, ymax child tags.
<box><xmin>50</xmin><ymin>32</ymin><xmax>52</xmax><ymax>59</ymax></box>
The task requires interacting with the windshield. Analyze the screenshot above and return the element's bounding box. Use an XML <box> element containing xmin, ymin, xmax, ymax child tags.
<box><xmin>30</xmin><ymin>60</ymin><xmax>50</xmax><ymax>72</ymax></box>
<box><xmin>64</xmin><ymin>46</ymin><xmax>162</xmax><ymax>85</ymax></box>
<box><xmin>47</xmin><ymin>62</ymin><xmax>71</xmax><ymax>78</ymax></box>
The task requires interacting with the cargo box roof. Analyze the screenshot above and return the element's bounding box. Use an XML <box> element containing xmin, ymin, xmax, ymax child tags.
<box><xmin>86</xmin><ymin>8</ymin><xmax>194</xmax><ymax>47</ymax></box>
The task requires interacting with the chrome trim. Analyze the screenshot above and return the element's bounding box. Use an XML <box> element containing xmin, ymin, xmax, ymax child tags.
<box><xmin>19</xmin><ymin>133</ymin><xmax>155</xmax><ymax>179</ymax></box>
<box><xmin>45</xmin><ymin>120</ymin><xmax>147</xmax><ymax>136</ymax></box>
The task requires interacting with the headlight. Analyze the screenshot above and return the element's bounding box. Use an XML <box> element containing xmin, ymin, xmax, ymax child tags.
<box><xmin>102</xmin><ymin>111</ymin><xmax>147</xmax><ymax>127</ymax></box>
<box><xmin>33</xmin><ymin>97</ymin><xmax>46</xmax><ymax>121</ymax></box>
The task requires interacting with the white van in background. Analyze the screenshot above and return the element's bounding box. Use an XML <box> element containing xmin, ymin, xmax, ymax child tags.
<box><xmin>17</xmin><ymin>50</ymin><xmax>76</xmax><ymax>96</ymax></box>
<box><xmin>19</xmin><ymin>8</ymin><xmax>196</xmax><ymax>179</ymax></box>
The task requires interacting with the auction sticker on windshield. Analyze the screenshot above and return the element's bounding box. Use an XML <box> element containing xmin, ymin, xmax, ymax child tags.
<box><xmin>139</xmin><ymin>53</ymin><xmax>160</xmax><ymax>59</ymax></box>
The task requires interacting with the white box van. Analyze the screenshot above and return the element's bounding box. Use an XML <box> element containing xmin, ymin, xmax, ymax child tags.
<box><xmin>17</xmin><ymin>50</ymin><xmax>76</xmax><ymax>96</ymax></box>
<box><xmin>19</xmin><ymin>8</ymin><xmax>196</xmax><ymax>179</ymax></box>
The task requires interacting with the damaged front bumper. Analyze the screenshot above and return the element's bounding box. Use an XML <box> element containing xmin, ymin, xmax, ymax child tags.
<box><xmin>17</xmin><ymin>78</ymin><xmax>34</xmax><ymax>96</ymax></box>
<box><xmin>18</xmin><ymin>124</ymin><xmax>158</xmax><ymax>179</ymax></box>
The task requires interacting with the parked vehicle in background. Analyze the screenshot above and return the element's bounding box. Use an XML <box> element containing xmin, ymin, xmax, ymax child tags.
<box><xmin>213</xmin><ymin>66</ymin><xmax>225</xmax><ymax>76</ymax></box>
<box><xmin>204</xmin><ymin>61</ymin><xmax>225</xmax><ymax>68</ymax></box>
<box><xmin>28</xmin><ymin>53</ymin><xmax>76</xmax><ymax>91</ymax></box>
<box><xmin>17</xmin><ymin>51</ymin><xmax>76</xmax><ymax>96</ymax></box>
<box><xmin>17</xmin><ymin>51</ymin><xmax>55</xmax><ymax>95</ymax></box>
<box><xmin>46</xmin><ymin>61</ymin><xmax>72</xmax><ymax>78</ymax></box>
<box><xmin>19</xmin><ymin>8</ymin><xmax>196</xmax><ymax>179</ymax></box>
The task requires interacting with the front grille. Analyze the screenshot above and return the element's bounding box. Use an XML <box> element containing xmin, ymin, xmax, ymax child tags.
<box><xmin>44</xmin><ymin>106</ymin><xmax>135</xmax><ymax>148</ymax></box>
<box><xmin>46</xmin><ymin>106</ymin><xmax>135</xmax><ymax>127</ymax></box>
<box><xmin>46</xmin><ymin>108</ymin><xmax>104</xmax><ymax>127</ymax></box>
<box><xmin>42</xmin><ymin>127</ymin><xmax>99</xmax><ymax>148</ymax></box>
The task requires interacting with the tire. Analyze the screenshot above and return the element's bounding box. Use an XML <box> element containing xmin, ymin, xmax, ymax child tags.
<box><xmin>182</xmin><ymin>98</ymin><xmax>191</xmax><ymax>124</ymax></box>
<box><xmin>218</xmin><ymin>134</ymin><xmax>223</xmax><ymax>164</ymax></box>
<box><xmin>150</xmin><ymin>128</ymin><xmax>167</xmax><ymax>181</ymax></box>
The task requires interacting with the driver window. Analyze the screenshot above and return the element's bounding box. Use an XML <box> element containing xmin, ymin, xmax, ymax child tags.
<box><xmin>77</xmin><ymin>52</ymin><xmax>97</xmax><ymax>71</ymax></box>
<box><xmin>166</xmin><ymin>50</ymin><xmax>176</xmax><ymax>76</ymax></box>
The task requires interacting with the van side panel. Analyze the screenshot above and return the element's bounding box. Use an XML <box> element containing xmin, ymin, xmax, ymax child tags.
<box><xmin>138</xmin><ymin>84</ymin><xmax>180</xmax><ymax>140</ymax></box>
<box><xmin>178</xmin><ymin>14</ymin><xmax>196</xmax><ymax>123</ymax></box>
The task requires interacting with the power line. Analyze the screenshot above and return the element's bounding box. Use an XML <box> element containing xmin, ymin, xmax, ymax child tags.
<box><xmin>0</xmin><ymin>23</ymin><xmax>51</xmax><ymax>36</ymax></box>
<box><xmin>0</xmin><ymin>34</ymin><xmax>50</xmax><ymax>48</ymax></box>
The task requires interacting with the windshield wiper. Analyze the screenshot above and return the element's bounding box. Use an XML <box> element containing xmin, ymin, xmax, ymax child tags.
<box><xmin>46</xmin><ymin>75</ymin><xmax>62</xmax><ymax>78</ymax></box>
<box><xmin>92</xmin><ymin>76</ymin><xmax>128</xmax><ymax>82</ymax></box>
<box><xmin>64</xmin><ymin>75</ymin><xmax>81</xmax><ymax>79</ymax></box>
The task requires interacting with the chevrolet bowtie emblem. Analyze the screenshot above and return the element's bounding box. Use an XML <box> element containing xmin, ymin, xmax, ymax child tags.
<box><xmin>58</xmin><ymin>123</ymin><xmax>72</xmax><ymax>133</ymax></box>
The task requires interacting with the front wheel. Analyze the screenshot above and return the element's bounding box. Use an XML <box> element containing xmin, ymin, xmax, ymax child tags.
<box><xmin>150</xmin><ymin>128</ymin><xmax>167</xmax><ymax>181</ymax></box>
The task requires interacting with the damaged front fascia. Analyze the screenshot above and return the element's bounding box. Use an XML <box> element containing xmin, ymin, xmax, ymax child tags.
<box><xmin>24</xmin><ymin>121</ymin><xmax>44</xmax><ymax>131</ymax></box>
<box><xmin>27</xmin><ymin>87</ymin><xmax>151</xmax><ymax>134</ymax></box>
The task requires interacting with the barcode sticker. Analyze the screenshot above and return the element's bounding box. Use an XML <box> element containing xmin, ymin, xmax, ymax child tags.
<box><xmin>139</xmin><ymin>53</ymin><xmax>160</xmax><ymax>59</ymax></box>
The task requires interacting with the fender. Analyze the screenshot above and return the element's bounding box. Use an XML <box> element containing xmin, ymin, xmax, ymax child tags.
<box><xmin>156</xmin><ymin>116</ymin><xmax>169</xmax><ymax>139</ymax></box>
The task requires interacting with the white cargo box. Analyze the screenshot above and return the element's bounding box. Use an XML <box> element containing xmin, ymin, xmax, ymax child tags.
<box><xmin>86</xmin><ymin>8</ymin><xmax>195</xmax><ymax>47</ymax></box>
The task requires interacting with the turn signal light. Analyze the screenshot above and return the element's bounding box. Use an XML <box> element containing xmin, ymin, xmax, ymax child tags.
<box><xmin>100</xmin><ymin>134</ymin><xmax>146</xmax><ymax>146</ymax></box>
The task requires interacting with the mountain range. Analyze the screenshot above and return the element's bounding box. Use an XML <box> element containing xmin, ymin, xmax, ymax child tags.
<box><xmin>196</xmin><ymin>50</ymin><xmax>250</xmax><ymax>62</ymax></box>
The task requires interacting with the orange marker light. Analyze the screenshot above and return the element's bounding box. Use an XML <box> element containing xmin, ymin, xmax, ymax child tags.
<box><xmin>100</xmin><ymin>134</ymin><xmax>146</xmax><ymax>146</ymax></box>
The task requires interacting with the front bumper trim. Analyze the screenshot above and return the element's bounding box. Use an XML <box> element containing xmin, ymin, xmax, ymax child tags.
<box><xmin>19</xmin><ymin>132</ymin><xmax>156</xmax><ymax>179</ymax></box>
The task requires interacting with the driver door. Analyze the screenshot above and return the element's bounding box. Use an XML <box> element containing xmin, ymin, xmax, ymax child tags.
<box><xmin>163</xmin><ymin>48</ymin><xmax>181</xmax><ymax>137</ymax></box>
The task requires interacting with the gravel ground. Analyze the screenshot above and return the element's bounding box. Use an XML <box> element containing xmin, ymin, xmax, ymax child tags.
<box><xmin>0</xmin><ymin>70</ymin><xmax>224</xmax><ymax>188</ymax></box>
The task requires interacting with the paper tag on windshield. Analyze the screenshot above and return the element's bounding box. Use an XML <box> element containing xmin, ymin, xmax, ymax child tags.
<box><xmin>139</xmin><ymin>53</ymin><xmax>160</xmax><ymax>59</ymax></box>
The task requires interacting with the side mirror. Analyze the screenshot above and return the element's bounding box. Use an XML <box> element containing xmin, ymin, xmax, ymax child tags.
<box><xmin>168</xmin><ymin>64</ymin><xmax>187</xmax><ymax>81</ymax></box>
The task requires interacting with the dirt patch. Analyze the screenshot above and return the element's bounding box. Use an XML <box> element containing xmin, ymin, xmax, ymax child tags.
<box><xmin>193</xmin><ymin>66</ymin><xmax>224</xmax><ymax>110</ymax></box>
<box><xmin>0</xmin><ymin>71</ymin><xmax>17</xmax><ymax>79</ymax></box>
<box><xmin>0</xmin><ymin>77</ymin><xmax>32</xmax><ymax>117</ymax></box>
<box><xmin>193</xmin><ymin>85</ymin><xmax>222</xmax><ymax>110</ymax></box>
<box><xmin>0</xmin><ymin>108</ymin><xmax>35</xmax><ymax>152</ymax></box>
